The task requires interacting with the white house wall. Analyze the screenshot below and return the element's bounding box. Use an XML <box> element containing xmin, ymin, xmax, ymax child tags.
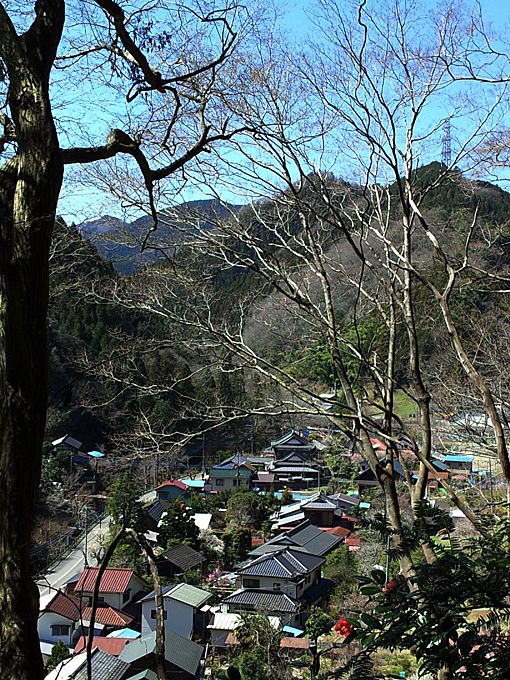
<box><xmin>38</xmin><ymin>611</ymin><xmax>76</xmax><ymax>647</ymax></box>
<box><xmin>141</xmin><ymin>598</ymin><xmax>194</xmax><ymax>638</ymax></box>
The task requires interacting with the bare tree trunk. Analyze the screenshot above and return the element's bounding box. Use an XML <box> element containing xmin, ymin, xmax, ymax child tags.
<box><xmin>86</xmin><ymin>526</ymin><xmax>126</xmax><ymax>680</ymax></box>
<box><xmin>127</xmin><ymin>529</ymin><xmax>167</xmax><ymax>680</ymax></box>
<box><xmin>0</xmin><ymin>4</ymin><xmax>64</xmax><ymax>679</ymax></box>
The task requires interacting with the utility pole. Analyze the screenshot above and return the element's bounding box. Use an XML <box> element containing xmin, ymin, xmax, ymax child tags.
<box><xmin>84</xmin><ymin>505</ymin><xmax>89</xmax><ymax>567</ymax></box>
<box><xmin>202</xmin><ymin>432</ymin><xmax>206</xmax><ymax>475</ymax></box>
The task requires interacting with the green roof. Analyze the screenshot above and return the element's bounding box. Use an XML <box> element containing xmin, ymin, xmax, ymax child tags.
<box><xmin>166</xmin><ymin>582</ymin><xmax>211</xmax><ymax>607</ymax></box>
<box><xmin>121</xmin><ymin>672</ymin><xmax>157</xmax><ymax>680</ymax></box>
<box><xmin>119</xmin><ymin>630</ymin><xmax>203</xmax><ymax>676</ymax></box>
<box><xmin>209</xmin><ymin>467</ymin><xmax>251</xmax><ymax>479</ymax></box>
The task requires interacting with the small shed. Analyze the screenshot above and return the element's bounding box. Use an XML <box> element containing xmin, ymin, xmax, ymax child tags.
<box><xmin>156</xmin><ymin>479</ymin><xmax>189</xmax><ymax>502</ymax></box>
<box><xmin>155</xmin><ymin>544</ymin><xmax>205</xmax><ymax>580</ymax></box>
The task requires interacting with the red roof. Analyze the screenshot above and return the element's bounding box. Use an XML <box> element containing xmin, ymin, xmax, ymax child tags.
<box><xmin>281</xmin><ymin>637</ymin><xmax>310</xmax><ymax>649</ymax></box>
<box><xmin>156</xmin><ymin>479</ymin><xmax>187</xmax><ymax>490</ymax></box>
<box><xmin>45</xmin><ymin>591</ymin><xmax>84</xmax><ymax>621</ymax></box>
<box><xmin>346</xmin><ymin>535</ymin><xmax>360</xmax><ymax>550</ymax></box>
<box><xmin>76</xmin><ymin>567</ymin><xmax>134</xmax><ymax>594</ymax></box>
<box><xmin>412</xmin><ymin>471</ymin><xmax>449</xmax><ymax>480</ymax></box>
<box><xmin>226</xmin><ymin>634</ymin><xmax>309</xmax><ymax>649</ymax></box>
<box><xmin>251</xmin><ymin>538</ymin><xmax>265</xmax><ymax>546</ymax></box>
<box><xmin>81</xmin><ymin>604</ymin><xmax>134</xmax><ymax>627</ymax></box>
<box><xmin>318</xmin><ymin>526</ymin><xmax>350</xmax><ymax>538</ymax></box>
<box><xmin>74</xmin><ymin>636</ymin><xmax>130</xmax><ymax>656</ymax></box>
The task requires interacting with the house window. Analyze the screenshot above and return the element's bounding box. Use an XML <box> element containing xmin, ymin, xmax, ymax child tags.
<box><xmin>151</xmin><ymin>610</ymin><xmax>168</xmax><ymax>619</ymax></box>
<box><xmin>51</xmin><ymin>624</ymin><xmax>70</xmax><ymax>637</ymax></box>
<box><xmin>215</xmin><ymin>479</ymin><xmax>225</xmax><ymax>486</ymax></box>
<box><xmin>243</xmin><ymin>579</ymin><xmax>260</xmax><ymax>588</ymax></box>
<box><xmin>273</xmin><ymin>583</ymin><xmax>281</xmax><ymax>591</ymax></box>
<box><xmin>123</xmin><ymin>588</ymin><xmax>131</xmax><ymax>604</ymax></box>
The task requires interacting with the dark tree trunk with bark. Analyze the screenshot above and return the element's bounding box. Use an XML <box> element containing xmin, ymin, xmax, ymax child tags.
<box><xmin>0</xmin><ymin>3</ymin><xmax>65</xmax><ymax>679</ymax></box>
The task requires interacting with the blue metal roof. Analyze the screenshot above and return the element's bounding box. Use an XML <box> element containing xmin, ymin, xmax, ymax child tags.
<box><xmin>283</xmin><ymin>626</ymin><xmax>304</xmax><ymax>637</ymax></box>
<box><xmin>87</xmin><ymin>450</ymin><xmax>105</xmax><ymax>458</ymax></box>
<box><xmin>106</xmin><ymin>628</ymin><xmax>140</xmax><ymax>639</ymax></box>
<box><xmin>444</xmin><ymin>455</ymin><xmax>474</xmax><ymax>462</ymax></box>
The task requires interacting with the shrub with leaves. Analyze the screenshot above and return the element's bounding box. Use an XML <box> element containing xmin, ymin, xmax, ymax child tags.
<box><xmin>351</xmin><ymin>505</ymin><xmax>510</xmax><ymax>679</ymax></box>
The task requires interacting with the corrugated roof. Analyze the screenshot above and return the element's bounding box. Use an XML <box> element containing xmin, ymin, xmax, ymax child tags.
<box><xmin>270</xmin><ymin>466</ymin><xmax>317</xmax><ymax>474</ymax></box>
<box><xmin>160</xmin><ymin>544</ymin><xmax>204</xmax><ymax>572</ymax></box>
<box><xmin>45</xmin><ymin>591</ymin><xmax>84</xmax><ymax>622</ymax></box>
<box><xmin>119</xmin><ymin>629</ymin><xmax>203</xmax><ymax>675</ymax></box>
<box><xmin>226</xmin><ymin>633</ymin><xmax>309</xmax><ymax>649</ymax></box>
<box><xmin>223</xmin><ymin>588</ymin><xmax>299</xmax><ymax>613</ymax></box>
<box><xmin>208</xmin><ymin>613</ymin><xmax>240</xmax><ymax>631</ymax></box>
<box><xmin>81</xmin><ymin>604</ymin><xmax>134</xmax><ymax>627</ymax></box>
<box><xmin>256</xmin><ymin>473</ymin><xmax>275</xmax><ymax>482</ymax></box>
<box><xmin>74</xmin><ymin>637</ymin><xmax>130</xmax><ymax>656</ymax></box>
<box><xmin>141</xmin><ymin>582</ymin><xmax>211</xmax><ymax>608</ymax></box>
<box><xmin>76</xmin><ymin>567</ymin><xmax>134</xmax><ymax>594</ymax></box>
<box><xmin>327</xmin><ymin>493</ymin><xmax>360</xmax><ymax>506</ymax></box>
<box><xmin>126</xmin><ymin>671</ymin><xmax>158</xmax><ymax>680</ymax></box>
<box><xmin>209</xmin><ymin>467</ymin><xmax>251</xmax><ymax>479</ymax></box>
<box><xmin>281</xmin><ymin>637</ymin><xmax>310</xmax><ymax>649</ymax></box>
<box><xmin>107</xmin><ymin>628</ymin><xmax>140</xmax><ymax>639</ymax></box>
<box><xmin>444</xmin><ymin>455</ymin><xmax>474</xmax><ymax>463</ymax></box>
<box><xmin>146</xmin><ymin>499</ymin><xmax>169</xmax><ymax>522</ymax></box>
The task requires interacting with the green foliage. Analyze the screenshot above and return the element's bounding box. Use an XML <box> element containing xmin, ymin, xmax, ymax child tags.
<box><xmin>279</xmin><ymin>488</ymin><xmax>294</xmax><ymax>506</ymax></box>
<box><xmin>325</xmin><ymin>546</ymin><xmax>359</xmax><ymax>600</ymax></box>
<box><xmin>232</xmin><ymin>613</ymin><xmax>288</xmax><ymax>680</ymax></box>
<box><xmin>42</xmin><ymin>446</ymin><xmax>72</xmax><ymax>483</ymax></box>
<box><xmin>326</xmin><ymin>454</ymin><xmax>357</xmax><ymax>480</ymax></box>
<box><xmin>107</xmin><ymin>473</ymin><xmax>142</xmax><ymax>527</ymax></box>
<box><xmin>226</xmin><ymin>489</ymin><xmax>270</xmax><ymax>529</ymax></box>
<box><xmin>107</xmin><ymin>522</ymin><xmax>144</xmax><ymax>571</ymax></box>
<box><xmin>305</xmin><ymin>606</ymin><xmax>334</xmax><ymax>640</ymax></box>
<box><xmin>223</xmin><ymin>525</ymin><xmax>252</xmax><ymax>567</ymax></box>
<box><xmin>45</xmin><ymin>639</ymin><xmax>71</xmax><ymax>674</ymax></box>
<box><xmin>158</xmin><ymin>498</ymin><xmax>200</xmax><ymax>550</ymax></box>
<box><xmin>353</xmin><ymin>509</ymin><xmax>510</xmax><ymax>678</ymax></box>
<box><xmin>183</xmin><ymin>568</ymin><xmax>202</xmax><ymax>585</ymax></box>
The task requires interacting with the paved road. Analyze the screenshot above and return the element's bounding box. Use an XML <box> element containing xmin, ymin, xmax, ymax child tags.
<box><xmin>37</xmin><ymin>516</ymin><xmax>111</xmax><ymax>599</ymax></box>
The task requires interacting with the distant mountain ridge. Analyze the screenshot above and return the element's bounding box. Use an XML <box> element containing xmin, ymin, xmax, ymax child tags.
<box><xmin>78</xmin><ymin>198</ymin><xmax>243</xmax><ymax>274</ymax></box>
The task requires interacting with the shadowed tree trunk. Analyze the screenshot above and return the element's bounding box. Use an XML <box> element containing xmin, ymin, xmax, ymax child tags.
<box><xmin>0</xmin><ymin>1</ymin><xmax>244</xmax><ymax>676</ymax></box>
<box><xmin>0</xmin><ymin>3</ymin><xmax>64</xmax><ymax>679</ymax></box>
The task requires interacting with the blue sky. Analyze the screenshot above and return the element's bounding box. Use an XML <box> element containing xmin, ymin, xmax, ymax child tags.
<box><xmin>57</xmin><ymin>0</ymin><xmax>510</xmax><ymax>225</ymax></box>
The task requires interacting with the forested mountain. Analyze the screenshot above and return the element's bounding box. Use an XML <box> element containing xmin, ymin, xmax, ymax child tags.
<box><xmin>78</xmin><ymin>199</ymin><xmax>243</xmax><ymax>274</ymax></box>
<box><xmin>47</xmin><ymin>165</ymin><xmax>510</xmax><ymax>458</ymax></box>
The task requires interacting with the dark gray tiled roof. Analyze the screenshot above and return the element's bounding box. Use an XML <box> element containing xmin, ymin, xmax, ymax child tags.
<box><xmin>249</xmin><ymin>521</ymin><xmax>342</xmax><ymax>557</ymax></box>
<box><xmin>160</xmin><ymin>543</ymin><xmax>204</xmax><ymax>571</ymax></box>
<box><xmin>73</xmin><ymin>650</ymin><xmax>129</xmax><ymax>680</ymax></box>
<box><xmin>327</xmin><ymin>493</ymin><xmax>360</xmax><ymax>506</ymax></box>
<box><xmin>271</xmin><ymin>430</ymin><xmax>308</xmax><ymax>447</ymax></box>
<box><xmin>119</xmin><ymin>629</ymin><xmax>203</xmax><ymax>675</ymax></box>
<box><xmin>238</xmin><ymin>549</ymin><xmax>324</xmax><ymax>578</ymax></box>
<box><xmin>223</xmin><ymin>588</ymin><xmax>299</xmax><ymax>612</ymax></box>
<box><xmin>146</xmin><ymin>499</ymin><xmax>168</xmax><ymax>522</ymax></box>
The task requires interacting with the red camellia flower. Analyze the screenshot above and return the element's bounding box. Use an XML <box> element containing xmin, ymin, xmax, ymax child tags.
<box><xmin>382</xmin><ymin>578</ymin><xmax>398</xmax><ymax>595</ymax></box>
<box><xmin>335</xmin><ymin>618</ymin><xmax>354</xmax><ymax>637</ymax></box>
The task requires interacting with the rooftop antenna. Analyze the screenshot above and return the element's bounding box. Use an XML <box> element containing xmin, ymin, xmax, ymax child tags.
<box><xmin>441</xmin><ymin>119</ymin><xmax>452</xmax><ymax>167</ymax></box>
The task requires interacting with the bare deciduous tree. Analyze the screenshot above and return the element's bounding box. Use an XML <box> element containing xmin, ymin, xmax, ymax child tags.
<box><xmin>0</xmin><ymin>1</ymin><xmax>256</xmax><ymax>677</ymax></box>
